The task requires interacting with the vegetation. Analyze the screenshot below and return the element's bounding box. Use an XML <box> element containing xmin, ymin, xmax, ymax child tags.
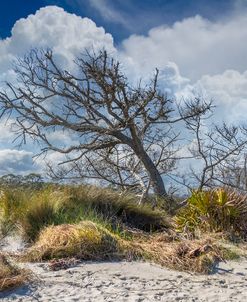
<box><xmin>1</xmin><ymin>181</ymin><xmax>247</xmax><ymax>279</ymax></box>
<box><xmin>0</xmin><ymin>254</ymin><xmax>30</xmax><ymax>292</ymax></box>
<box><xmin>0</xmin><ymin>174</ymin><xmax>44</xmax><ymax>190</ymax></box>
<box><xmin>24</xmin><ymin>221</ymin><xmax>133</xmax><ymax>262</ymax></box>
<box><xmin>24</xmin><ymin>225</ymin><xmax>238</xmax><ymax>274</ymax></box>
<box><xmin>0</xmin><ymin>185</ymin><xmax>169</xmax><ymax>242</ymax></box>
<box><xmin>175</xmin><ymin>188</ymin><xmax>247</xmax><ymax>239</ymax></box>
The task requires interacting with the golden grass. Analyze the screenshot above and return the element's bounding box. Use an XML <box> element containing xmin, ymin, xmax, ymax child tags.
<box><xmin>134</xmin><ymin>234</ymin><xmax>238</xmax><ymax>274</ymax></box>
<box><xmin>0</xmin><ymin>254</ymin><xmax>30</xmax><ymax>292</ymax></box>
<box><xmin>24</xmin><ymin>221</ymin><xmax>134</xmax><ymax>262</ymax></box>
<box><xmin>22</xmin><ymin>219</ymin><xmax>239</xmax><ymax>274</ymax></box>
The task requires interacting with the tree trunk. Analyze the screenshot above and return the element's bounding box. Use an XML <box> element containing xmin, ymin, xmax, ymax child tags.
<box><xmin>113</xmin><ymin>130</ymin><xmax>168</xmax><ymax>197</ymax></box>
<box><xmin>131</xmin><ymin>140</ymin><xmax>168</xmax><ymax>197</ymax></box>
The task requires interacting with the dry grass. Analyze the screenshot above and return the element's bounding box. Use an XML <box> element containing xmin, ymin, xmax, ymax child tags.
<box><xmin>22</xmin><ymin>220</ymin><xmax>238</xmax><ymax>274</ymax></box>
<box><xmin>134</xmin><ymin>234</ymin><xmax>238</xmax><ymax>274</ymax></box>
<box><xmin>0</xmin><ymin>254</ymin><xmax>30</xmax><ymax>292</ymax></box>
<box><xmin>24</xmin><ymin>221</ymin><xmax>135</xmax><ymax>262</ymax></box>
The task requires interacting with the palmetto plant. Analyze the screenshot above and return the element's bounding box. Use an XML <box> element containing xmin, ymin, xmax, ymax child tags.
<box><xmin>175</xmin><ymin>188</ymin><xmax>247</xmax><ymax>238</ymax></box>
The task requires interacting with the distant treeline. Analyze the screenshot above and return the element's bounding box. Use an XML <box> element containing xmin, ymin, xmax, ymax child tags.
<box><xmin>0</xmin><ymin>173</ymin><xmax>45</xmax><ymax>189</ymax></box>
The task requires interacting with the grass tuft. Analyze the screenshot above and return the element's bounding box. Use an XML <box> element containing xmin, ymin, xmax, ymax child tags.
<box><xmin>0</xmin><ymin>254</ymin><xmax>30</xmax><ymax>292</ymax></box>
<box><xmin>135</xmin><ymin>235</ymin><xmax>238</xmax><ymax>274</ymax></box>
<box><xmin>24</xmin><ymin>221</ymin><xmax>134</xmax><ymax>262</ymax></box>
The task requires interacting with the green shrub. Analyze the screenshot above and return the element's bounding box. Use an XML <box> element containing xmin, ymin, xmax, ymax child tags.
<box><xmin>175</xmin><ymin>188</ymin><xmax>247</xmax><ymax>238</ymax></box>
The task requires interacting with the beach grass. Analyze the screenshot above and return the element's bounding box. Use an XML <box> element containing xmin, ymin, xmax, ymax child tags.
<box><xmin>0</xmin><ymin>254</ymin><xmax>30</xmax><ymax>292</ymax></box>
<box><xmin>0</xmin><ymin>185</ymin><xmax>169</xmax><ymax>242</ymax></box>
<box><xmin>0</xmin><ymin>184</ymin><xmax>246</xmax><ymax>276</ymax></box>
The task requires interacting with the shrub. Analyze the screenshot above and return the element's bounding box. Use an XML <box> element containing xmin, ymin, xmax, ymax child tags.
<box><xmin>24</xmin><ymin>221</ymin><xmax>133</xmax><ymax>261</ymax></box>
<box><xmin>175</xmin><ymin>188</ymin><xmax>247</xmax><ymax>238</ymax></box>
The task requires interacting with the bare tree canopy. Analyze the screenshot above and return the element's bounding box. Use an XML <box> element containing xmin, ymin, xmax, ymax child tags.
<box><xmin>0</xmin><ymin>49</ymin><xmax>213</xmax><ymax>198</ymax></box>
<box><xmin>169</xmin><ymin>113</ymin><xmax>247</xmax><ymax>191</ymax></box>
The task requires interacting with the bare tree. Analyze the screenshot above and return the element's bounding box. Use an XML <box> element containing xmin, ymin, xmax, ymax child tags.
<box><xmin>215</xmin><ymin>154</ymin><xmax>247</xmax><ymax>191</ymax></box>
<box><xmin>0</xmin><ymin>49</ymin><xmax>211</xmax><ymax>198</ymax></box>
<box><xmin>169</xmin><ymin>110</ymin><xmax>247</xmax><ymax>191</ymax></box>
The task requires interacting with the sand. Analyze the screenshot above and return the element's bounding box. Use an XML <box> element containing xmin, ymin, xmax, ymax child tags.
<box><xmin>1</xmin><ymin>259</ymin><xmax>247</xmax><ymax>302</ymax></box>
<box><xmin>1</xmin><ymin>236</ymin><xmax>247</xmax><ymax>301</ymax></box>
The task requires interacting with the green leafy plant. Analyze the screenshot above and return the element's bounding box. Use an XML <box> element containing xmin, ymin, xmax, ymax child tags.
<box><xmin>175</xmin><ymin>188</ymin><xmax>247</xmax><ymax>238</ymax></box>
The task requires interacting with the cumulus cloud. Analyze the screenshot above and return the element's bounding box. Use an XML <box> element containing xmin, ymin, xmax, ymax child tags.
<box><xmin>119</xmin><ymin>11</ymin><xmax>247</xmax><ymax>123</ymax></box>
<box><xmin>158</xmin><ymin>62</ymin><xmax>190</xmax><ymax>96</ymax></box>
<box><xmin>120</xmin><ymin>13</ymin><xmax>247</xmax><ymax>81</ymax></box>
<box><xmin>0</xmin><ymin>6</ymin><xmax>116</xmax><ymax>174</ymax></box>
<box><xmin>0</xmin><ymin>6</ymin><xmax>115</xmax><ymax>82</ymax></box>
<box><xmin>194</xmin><ymin>70</ymin><xmax>247</xmax><ymax>122</ymax></box>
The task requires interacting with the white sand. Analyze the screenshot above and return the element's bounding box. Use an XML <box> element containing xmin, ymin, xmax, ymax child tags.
<box><xmin>1</xmin><ymin>236</ymin><xmax>247</xmax><ymax>301</ymax></box>
<box><xmin>1</xmin><ymin>259</ymin><xmax>247</xmax><ymax>302</ymax></box>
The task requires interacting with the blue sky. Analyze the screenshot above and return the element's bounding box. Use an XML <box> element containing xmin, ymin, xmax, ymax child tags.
<box><xmin>0</xmin><ymin>0</ymin><xmax>247</xmax><ymax>176</ymax></box>
<box><xmin>0</xmin><ymin>0</ymin><xmax>245</xmax><ymax>42</ymax></box>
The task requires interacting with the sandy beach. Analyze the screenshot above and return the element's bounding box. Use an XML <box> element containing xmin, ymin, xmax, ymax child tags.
<box><xmin>1</xmin><ymin>259</ymin><xmax>247</xmax><ymax>302</ymax></box>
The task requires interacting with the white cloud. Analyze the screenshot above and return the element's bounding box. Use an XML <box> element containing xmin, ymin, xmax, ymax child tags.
<box><xmin>88</xmin><ymin>0</ymin><xmax>129</xmax><ymax>28</ymax></box>
<box><xmin>118</xmin><ymin>11</ymin><xmax>247</xmax><ymax>123</ymax></box>
<box><xmin>0</xmin><ymin>6</ymin><xmax>116</xmax><ymax>175</ymax></box>
<box><xmin>0</xmin><ymin>149</ymin><xmax>37</xmax><ymax>175</ymax></box>
<box><xmin>0</xmin><ymin>6</ymin><xmax>115</xmax><ymax>82</ymax></box>
<box><xmin>194</xmin><ymin>70</ymin><xmax>247</xmax><ymax>122</ymax></box>
<box><xmin>158</xmin><ymin>62</ymin><xmax>190</xmax><ymax>96</ymax></box>
<box><xmin>120</xmin><ymin>13</ymin><xmax>247</xmax><ymax>81</ymax></box>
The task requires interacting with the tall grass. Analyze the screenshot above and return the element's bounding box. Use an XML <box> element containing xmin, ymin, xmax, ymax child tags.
<box><xmin>61</xmin><ymin>186</ymin><xmax>169</xmax><ymax>231</ymax></box>
<box><xmin>0</xmin><ymin>185</ymin><xmax>169</xmax><ymax>242</ymax></box>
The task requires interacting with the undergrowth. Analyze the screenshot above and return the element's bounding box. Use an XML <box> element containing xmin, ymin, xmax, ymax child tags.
<box><xmin>175</xmin><ymin>188</ymin><xmax>247</xmax><ymax>239</ymax></box>
<box><xmin>0</xmin><ymin>185</ymin><xmax>169</xmax><ymax>242</ymax></box>
<box><xmin>24</xmin><ymin>221</ymin><xmax>137</xmax><ymax>262</ymax></box>
<box><xmin>1</xmin><ymin>184</ymin><xmax>246</xmax><ymax>275</ymax></box>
